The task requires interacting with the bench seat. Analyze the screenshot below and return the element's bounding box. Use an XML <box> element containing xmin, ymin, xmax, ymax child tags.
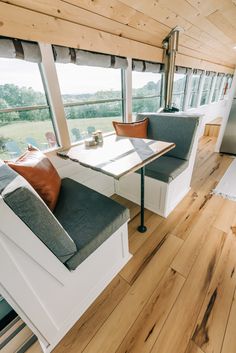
<box><xmin>137</xmin><ymin>156</ymin><xmax>189</xmax><ymax>183</ymax></box>
<box><xmin>0</xmin><ymin>161</ymin><xmax>131</xmax><ymax>352</ymax></box>
<box><xmin>116</xmin><ymin>113</ymin><xmax>201</xmax><ymax>217</ymax></box>
<box><xmin>54</xmin><ymin>178</ymin><xmax>129</xmax><ymax>270</ymax></box>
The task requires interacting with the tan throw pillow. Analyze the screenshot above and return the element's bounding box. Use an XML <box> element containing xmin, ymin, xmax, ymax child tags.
<box><xmin>6</xmin><ymin>146</ymin><xmax>61</xmax><ymax>211</ymax></box>
<box><xmin>112</xmin><ymin>118</ymin><xmax>149</xmax><ymax>138</ymax></box>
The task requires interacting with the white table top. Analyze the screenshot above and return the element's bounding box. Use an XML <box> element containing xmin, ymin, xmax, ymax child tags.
<box><xmin>58</xmin><ymin>135</ymin><xmax>175</xmax><ymax>179</ymax></box>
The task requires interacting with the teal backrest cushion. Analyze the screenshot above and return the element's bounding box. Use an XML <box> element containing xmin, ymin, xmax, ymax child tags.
<box><xmin>0</xmin><ymin>161</ymin><xmax>77</xmax><ymax>263</ymax></box>
<box><xmin>136</xmin><ymin>113</ymin><xmax>200</xmax><ymax>161</ymax></box>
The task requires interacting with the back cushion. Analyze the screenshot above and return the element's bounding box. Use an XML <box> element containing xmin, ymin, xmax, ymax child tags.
<box><xmin>6</xmin><ymin>146</ymin><xmax>61</xmax><ymax>211</ymax></box>
<box><xmin>136</xmin><ymin>113</ymin><xmax>200</xmax><ymax>160</ymax></box>
<box><xmin>0</xmin><ymin>161</ymin><xmax>77</xmax><ymax>264</ymax></box>
<box><xmin>113</xmin><ymin>118</ymin><xmax>148</xmax><ymax>138</ymax></box>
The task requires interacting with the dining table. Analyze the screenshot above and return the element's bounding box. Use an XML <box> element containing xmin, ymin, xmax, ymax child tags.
<box><xmin>58</xmin><ymin>134</ymin><xmax>175</xmax><ymax>233</ymax></box>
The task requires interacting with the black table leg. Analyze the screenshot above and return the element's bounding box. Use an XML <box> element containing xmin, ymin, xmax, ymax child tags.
<box><xmin>137</xmin><ymin>166</ymin><xmax>147</xmax><ymax>233</ymax></box>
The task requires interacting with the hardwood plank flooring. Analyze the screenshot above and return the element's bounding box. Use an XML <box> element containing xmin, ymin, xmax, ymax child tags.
<box><xmin>28</xmin><ymin>137</ymin><xmax>236</xmax><ymax>353</ymax></box>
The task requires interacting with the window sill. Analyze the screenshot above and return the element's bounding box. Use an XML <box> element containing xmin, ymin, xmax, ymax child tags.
<box><xmin>46</xmin><ymin>130</ymin><xmax>116</xmax><ymax>157</ymax></box>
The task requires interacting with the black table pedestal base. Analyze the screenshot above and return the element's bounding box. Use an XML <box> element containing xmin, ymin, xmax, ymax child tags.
<box><xmin>137</xmin><ymin>225</ymin><xmax>147</xmax><ymax>233</ymax></box>
<box><xmin>137</xmin><ymin>166</ymin><xmax>147</xmax><ymax>233</ymax></box>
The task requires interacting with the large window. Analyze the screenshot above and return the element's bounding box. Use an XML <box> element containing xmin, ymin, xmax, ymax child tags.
<box><xmin>220</xmin><ymin>76</ymin><xmax>227</xmax><ymax>100</ymax></box>
<box><xmin>212</xmin><ymin>74</ymin><xmax>223</xmax><ymax>102</ymax></box>
<box><xmin>0</xmin><ymin>59</ymin><xmax>56</xmax><ymax>160</ymax></box>
<box><xmin>222</xmin><ymin>75</ymin><xmax>233</xmax><ymax>97</ymax></box>
<box><xmin>132</xmin><ymin>71</ymin><xmax>162</xmax><ymax>118</ymax></box>
<box><xmin>172</xmin><ymin>74</ymin><xmax>187</xmax><ymax>110</ymax></box>
<box><xmin>188</xmin><ymin>74</ymin><xmax>201</xmax><ymax>108</ymax></box>
<box><xmin>56</xmin><ymin>64</ymin><xmax>123</xmax><ymax>143</ymax></box>
<box><xmin>200</xmin><ymin>75</ymin><xmax>213</xmax><ymax>106</ymax></box>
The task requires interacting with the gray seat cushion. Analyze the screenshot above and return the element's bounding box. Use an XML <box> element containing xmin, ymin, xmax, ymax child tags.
<box><xmin>136</xmin><ymin>113</ymin><xmax>200</xmax><ymax>161</ymax></box>
<box><xmin>54</xmin><ymin>178</ymin><xmax>130</xmax><ymax>271</ymax></box>
<box><xmin>137</xmin><ymin>155</ymin><xmax>189</xmax><ymax>183</ymax></box>
<box><xmin>0</xmin><ymin>162</ymin><xmax>77</xmax><ymax>263</ymax></box>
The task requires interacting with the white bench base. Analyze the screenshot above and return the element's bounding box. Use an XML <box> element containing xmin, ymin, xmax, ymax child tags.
<box><xmin>115</xmin><ymin>166</ymin><xmax>192</xmax><ymax>218</ymax></box>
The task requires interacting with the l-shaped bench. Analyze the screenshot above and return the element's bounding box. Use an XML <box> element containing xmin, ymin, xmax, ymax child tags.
<box><xmin>0</xmin><ymin>161</ymin><xmax>131</xmax><ymax>352</ymax></box>
<box><xmin>116</xmin><ymin>113</ymin><xmax>201</xmax><ymax>217</ymax></box>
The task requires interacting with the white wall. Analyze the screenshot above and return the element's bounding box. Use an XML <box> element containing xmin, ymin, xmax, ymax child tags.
<box><xmin>185</xmin><ymin>98</ymin><xmax>232</xmax><ymax>137</ymax></box>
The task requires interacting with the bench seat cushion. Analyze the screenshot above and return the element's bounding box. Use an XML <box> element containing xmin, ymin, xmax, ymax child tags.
<box><xmin>54</xmin><ymin>178</ymin><xmax>130</xmax><ymax>270</ymax></box>
<box><xmin>137</xmin><ymin>156</ymin><xmax>189</xmax><ymax>183</ymax></box>
<box><xmin>0</xmin><ymin>162</ymin><xmax>77</xmax><ymax>263</ymax></box>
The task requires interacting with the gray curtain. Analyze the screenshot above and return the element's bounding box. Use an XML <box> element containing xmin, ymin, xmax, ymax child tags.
<box><xmin>206</xmin><ymin>71</ymin><xmax>216</xmax><ymax>77</ymax></box>
<box><xmin>52</xmin><ymin>45</ymin><xmax>128</xmax><ymax>69</ymax></box>
<box><xmin>175</xmin><ymin>66</ymin><xmax>188</xmax><ymax>74</ymax></box>
<box><xmin>132</xmin><ymin>59</ymin><xmax>163</xmax><ymax>73</ymax></box>
<box><xmin>193</xmin><ymin>69</ymin><xmax>204</xmax><ymax>75</ymax></box>
<box><xmin>0</xmin><ymin>37</ymin><xmax>42</xmax><ymax>63</ymax></box>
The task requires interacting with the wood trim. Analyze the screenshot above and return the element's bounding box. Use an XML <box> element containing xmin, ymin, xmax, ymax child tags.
<box><xmin>0</xmin><ymin>2</ymin><xmax>163</xmax><ymax>63</ymax></box>
<box><xmin>0</xmin><ymin>1</ymin><xmax>234</xmax><ymax>73</ymax></box>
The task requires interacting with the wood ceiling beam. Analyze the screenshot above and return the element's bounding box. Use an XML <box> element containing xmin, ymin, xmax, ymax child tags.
<box><xmin>119</xmin><ymin>0</ymin><xmax>236</xmax><ymax>63</ymax></box>
<box><xmin>0</xmin><ymin>2</ymin><xmax>164</xmax><ymax>63</ymax></box>
<box><xmin>0</xmin><ymin>1</ymin><xmax>234</xmax><ymax>73</ymax></box>
<box><xmin>4</xmin><ymin>0</ymin><xmax>236</xmax><ymax>67</ymax></box>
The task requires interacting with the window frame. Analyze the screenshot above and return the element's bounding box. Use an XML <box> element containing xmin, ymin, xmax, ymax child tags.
<box><xmin>0</xmin><ymin>56</ymin><xmax>60</xmax><ymax>158</ymax></box>
<box><xmin>211</xmin><ymin>74</ymin><xmax>224</xmax><ymax>103</ymax></box>
<box><xmin>172</xmin><ymin>72</ymin><xmax>187</xmax><ymax>111</ymax></box>
<box><xmin>199</xmin><ymin>74</ymin><xmax>214</xmax><ymax>106</ymax></box>
<box><xmin>131</xmin><ymin>70</ymin><xmax>163</xmax><ymax>116</ymax></box>
<box><xmin>55</xmin><ymin>63</ymin><xmax>125</xmax><ymax>143</ymax></box>
<box><xmin>187</xmin><ymin>73</ymin><xmax>202</xmax><ymax>109</ymax></box>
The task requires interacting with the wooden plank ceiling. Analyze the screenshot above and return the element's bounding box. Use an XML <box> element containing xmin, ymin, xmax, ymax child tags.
<box><xmin>0</xmin><ymin>0</ymin><xmax>236</xmax><ymax>73</ymax></box>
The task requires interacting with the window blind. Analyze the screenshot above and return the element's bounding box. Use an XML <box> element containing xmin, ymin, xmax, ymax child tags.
<box><xmin>132</xmin><ymin>59</ymin><xmax>163</xmax><ymax>73</ymax></box>
<box><xmin>52</xmin><ymin>45</ymin><xmax>128</xmax><ymax>69</ymax></box>
<box><xmin>0</xmin><ymin>37</ymin><xmax>42</xmax><ymax>63</ymax></box>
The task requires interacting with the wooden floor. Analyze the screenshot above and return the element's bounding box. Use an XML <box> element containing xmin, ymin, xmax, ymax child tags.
<box><xmin>28</xmin><ymin>136</ymin><xmax>236</xmax><ymax>353</ymax></box>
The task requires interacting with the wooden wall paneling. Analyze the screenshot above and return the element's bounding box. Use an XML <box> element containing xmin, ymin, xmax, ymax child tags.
<box><xmin>67</xmin><ymin>0</ymin><xmax>228</xmax><ymax>60</ymax></box>
<box><xmin>178</xmin><ymin>42</ymin><xmax>235</xmax><ymax>69</ymax></box>
<box><xmin>221</xmin><ymin>4</ymin><xmax>236</xmax><ymax>29</ymax></box>
<box><xmin>207</xmin><ymin>10</ymin><xmax>236</xmax><ymax>42</ymax></box>
<box><xmin>0</xmin><ymin>2</ymin><xmax>164</xmax><ymax>62</ymax></box>
<box><xmin>64</xmin><ymin>0</ymin><xmax>169</xmax><ymax>38</ymax></box>
<box><xmin>5</xmin><ymin>0</ymin><xmax>236</xmax><ymax>67</ymax></box>
<box><xmin>119</xmin><ymin>0</ymin><xmax>234</xmax><ymax>45</ymax></box>
<box><xmin>153</xmin><ymin>0</ymin><xmax>235</xmax><ymax>45</ymax></box>
<box><xmin>176</xmin><ymin>53</ymin><xmax>234</xmax><ymax>74</ymax></box>
<box><xmin>0</xmin><ymin>0</ymin><xmax>164</xmax><ymax>47</ymax></box>
<box><xmin>119</xmin><ymin>0</ymin><xmax>236</xmax><ymax>65</ymax></box>
<box><xmin>0</xmin><ymin>0</ymin><xmax>235</xmax><ymax>73</ymax></box>
<box><xmin>186</xmin><ymin>0</ymin><xmax>232</xmax><ymax>16</ymax></box>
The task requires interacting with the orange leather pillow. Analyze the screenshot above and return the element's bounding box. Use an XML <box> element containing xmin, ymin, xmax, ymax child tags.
<box><xmin>112</xmin><ymin>118</ymin><xmax>149</xmax><ymax>138</ymax></box>
<box><xmin>6</xmin><ymin>146</ymin><xmax>61</xmax><ymax>211</ymax></box>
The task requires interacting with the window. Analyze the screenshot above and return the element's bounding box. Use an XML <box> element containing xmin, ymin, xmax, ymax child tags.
<box><xmin>0</xmin><ymin>58</ymin><xmax>56</xmax><ymax>160</ymax></box>
<box><xmin>132</xmin><ymin>71</ymin><xmax>162</xmax><ymax>118</ymax></box>
<box><xmin>212</xmin><ymin>74</ymin><xmax>223</xmax><ymax>102</ymax></box>
<box><xmin>172</xmin><ymin>74</ymin><xmax>187</xmax><ymax>110</ymax></box>
<box><xmin>56</xmin><ymin>64</ymin><xmax>123</xmax><ymax>143</ymax></box>
<box><xmin>188</xmin><ymin>74</ymin><xmax>201</xmax><ymax>108</ymax></box>
<box><xmin>220</xmin><ymin>76</ymin><xmax>227</xmax><ymax>100</ymax></box>
<box><xmin>200</xmin><ymin>75</ymin><xmax>213</xmax><ymax>106</ymax></box>
<box><xmin>223</xmin><ymin>75</ymin><xmax>233</xmax><ymax>97</ymax></box>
